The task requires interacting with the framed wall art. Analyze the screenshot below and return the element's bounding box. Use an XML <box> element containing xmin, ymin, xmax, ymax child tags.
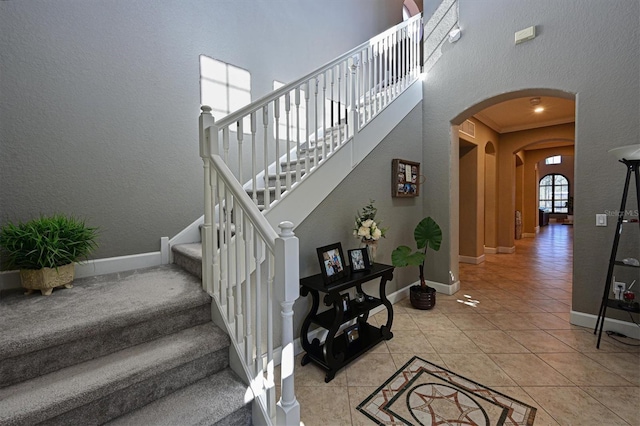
<box><xmin>392</xmin><ymin>158</ymin><xmax>420</xmax><ymax>197</ymax></box>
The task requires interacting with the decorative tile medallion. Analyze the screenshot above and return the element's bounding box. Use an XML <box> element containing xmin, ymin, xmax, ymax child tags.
<box><xmin>357</xmin><ymin>356</ymin><xmax>536</xmax><ymax>425</ymax></box>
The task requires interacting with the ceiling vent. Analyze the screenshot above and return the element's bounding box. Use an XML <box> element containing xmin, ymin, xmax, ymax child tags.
<box><xmin>460</xmin><ymin>120</ymin><xmax>475</xmax><ymax>138</ymax></box>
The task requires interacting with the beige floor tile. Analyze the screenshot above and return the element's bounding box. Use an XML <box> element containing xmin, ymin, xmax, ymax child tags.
<box><xmin>528</xmin><ymin>298</ymin><xmax>571</xmax><ymax>313</ymax></box>
<box><xmin>583</xmin><ymin>351</ymin><xmax>640</xmax><ymax>386</ymax></box>
<box><xmin>445</xmin><ymin>313</ymin><xmax>498</xmax><ymax>330</ymax></box>
<box><xmin>297</xmin><ymin>385</ymin><xmax>352</xmax><ymax>426</ymax></box>
<box><xmin>519</xmin><ymin>312</ymin><xmax>573</xmax><ymax>330</ymax></box>
<box><xmin>390</xmin><ymin>352</ymin><xmax>444</xmax><ymax>369</ymax></box>
<box><xmin>409</xmin><ymin>312</ymin><xmax>456</xmax><ymax>330</ymax></box>
<box><xmin>481</xmin><ymin>312</ymin><xmax>540</xmax><ymax>330</ymax></box>
<box><xmin>345</xmin><ymin>352</ymin><xmax>398</xmax><ymax>387</ymax></box>
<box><xmin>440</xmin><ymin>352</ymin><xmax>517</xmax><ymax>386</ymax></box>
<box><xmin>488</xmin><ymin>353</ymin><xmax>573</xmax><ymax>386</ymax></box>
<box><xmin>463</xmin><ymin>329</ymin><xmax>530</xmax><ymax>353</ymax></box>
<box><xmin>471</xmin><ymin>298</ymin><xmax>514</xmax><ymax>313</ymax></box>
<box><xmin>582</xmin><ymin>386</ymin><xmax>640</xmax><ymax>426</ymax></box>
<box><xmin>384</xmin><ymin>329</ymin><xmax>436</xmax><ymax>354</ymax></box>
<box><xmin>523</xmin><ymin>386</ymin><xmax>629</xmax><ymax>425</ymax></box>
<box><xmin>505</xmin><ymin>330</ymin><xmax>577</xmax><ymax>353</ymax></box>
<box><xmin>502</xmin><ymin>300</ymin><xmax>548</xmax><ymax>313</ymax></box>
<box><xmin>387</xmin><ymin>312</ymin><xmax>419</xmax><ymax>330</ymax></box>
<box><xmin>430</xmin><ymin>299</ymin><xmax>477</xmax><ymax>314</ymax></box>
<box><xmin>546</xmin><ymin>329</ymin><xmax>622</xmax><ymax>352</ymax></box>
<box><xmin>537</xmin><ymin>352</ymin><xmax>633</xmax><ymax>386</ymax></box>
<box><xmin>424</xmin><ymin>329</ymin><xmax>482</xmax><ymax>354</ymax></box>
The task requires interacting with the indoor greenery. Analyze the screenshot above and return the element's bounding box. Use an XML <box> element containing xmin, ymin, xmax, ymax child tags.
<box><xmin>391</xmin><ymin>216</ymin><xmax>442</xmax><ymax>289</ymax></box>
<box><xmin>0</xmin><ymin>214</ymin><xmax>98</xmax><ymax>270</ymax></box>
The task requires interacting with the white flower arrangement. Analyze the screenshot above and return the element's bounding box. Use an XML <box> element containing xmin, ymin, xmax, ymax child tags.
<box><xmin>353</xmin><ymin>200</ymin><xmax>387</xmax><ymax>242</ymax></box>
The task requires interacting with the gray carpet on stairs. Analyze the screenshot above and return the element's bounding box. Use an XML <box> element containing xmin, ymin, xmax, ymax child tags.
<box><xmin>0</xmin><ymin>264</ymin><xmax>251</xmax><ymax>425</ymax></box>
<box><xmin>0</xmin><ymin>265</ymin><xmax>209</xmax><ymax>359</ymax></box>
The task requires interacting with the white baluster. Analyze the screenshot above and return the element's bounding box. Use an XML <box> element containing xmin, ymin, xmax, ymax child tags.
<box><xmin>254</xmin><ymin>236</ymin><xmax>263</xmax><ymax>384</ymax></box>
<box><xmin>235</xmin><ymin>207</ymin><xmax>243</xmax><ymax>342</ymax></box>
<box><xmin>266</xmin><ymin>251</ymin><xmax>275</xmax><ymax>419</ymax></box>
<box><xmin>226</xmin><ymin>194</ymin><xmax>234</xmax><ymax>328</ymax></box>
<box><xmin>304</xmin><ymin>81</ymin><xmax>310</xmax><ymax>176</ymax></box>
<box><xmin>322</xmin><ymin>71</ymin><xmax>328</xmax><ymax>157</ymax></box>
<box><xmin>285</xmin><ymin>92</ymin><xmax>291</xmax><ymax>191</ymax></box>
<box><xmin>294</xmin><ymin>87</ymin><xmax>301</xmax><ymax>183</ymax></box>
<box><xmin>329</xmin><ymin>68</ymin><xmax>335</xmax><ymax>149</ymax></box>
<box><xmin>237</xmin><ymin>120</ymin><xmax>243</xmax><ymax>186</ymax></box>
<box><xmin>251</xmin><ymin>112</ymin><xmax>258</xmax><ymax>206</ymax></box>
<box><xmin>262</xmin><ymin>106</ymin><xmax>270</xmax><ymax>209</ymax></box>
<box><xmin>337</xmin><ymin>63</ymin><xmax>343</xmax><ymax>146</ymax></box>
<box><xmin>313</xmin><ymin>77</ymin><xmax>319</xmax><ymax>168</ymax></box>
<box><xmin>244</xmin><ymin>216</ymin><xmax>253</xmax><ymax>364</ymax></box>
<box><xmin>218</xmin><ymin>176</ymin><xmax>227</xmax><ymax>313</ymax></box>
<box><xmin>274</xmin><ymin>98</ymin><xmax>281</xmax><ymax>201</ymax></box>
<box><xmin>222</xmin><ymin>126</ymin><xmax>230</xmax><ymax>165</ymax></box>
<box><xmin>275</xmin><ymin>221</ymin><xmax>300</xmax><ymax>426</ymax></box>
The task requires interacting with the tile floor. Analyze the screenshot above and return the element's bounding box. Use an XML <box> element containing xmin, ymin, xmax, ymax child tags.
<box><xmin>285</xmin><ymin>223</ymin><xmax>640</xmax><ymax>426</ymax></box>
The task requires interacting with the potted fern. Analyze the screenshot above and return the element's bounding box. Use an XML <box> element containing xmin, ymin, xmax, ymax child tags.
<box><xmin>391</xmin><ymin>216</ymin><xmax>442</xmax><ymax>310</ymax></box>
<box><xmin>0</xmin><ymin>214</ymin><xmax>98</xmax><ymax>296</ymax></box>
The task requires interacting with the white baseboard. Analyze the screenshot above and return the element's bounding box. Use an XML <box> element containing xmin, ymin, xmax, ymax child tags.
<box><xmin>570</xmin><ymin>310</ymin><xmax>640</xmax><ymax>340</ymax></box>
<box><xmin>459</xmin><ymin>254</ymin><xmax>485</xmax><ymax>264</ymax></box>
<box><xmin>522</xmin><ymin>233</ymin><xmax>536</xmax><ymax>238</ymax></box>
<box><xmin>498</xmin><ymin>246</ymin><xmax>516</xmax><ymax>254</ymax></box>
<box><xmin>0</xmin><ymin>250</ymin><xmax>166</xmax><ymax>292</ymax></box>
<box><xmin>484</xmin><ymin>247</ymin><xmax>497</xmax><ymax>254</ymax></box>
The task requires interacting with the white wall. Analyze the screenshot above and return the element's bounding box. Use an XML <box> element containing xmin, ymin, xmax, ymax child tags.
<box><xmin>422</xmin><ymin>0</ymin><xmax>639</xmax><ymax>318</ymax></box>
<box><xmin>0</xmin><ymin>0</ymin><xmax>404</xmax><ymax>259</ymax></box>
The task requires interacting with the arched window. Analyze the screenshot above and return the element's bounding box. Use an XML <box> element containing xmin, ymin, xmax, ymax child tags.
<box><xmin>539</xmin><ymin>174</ymin><xmax>569</xmax><ymax>213</ymax></box>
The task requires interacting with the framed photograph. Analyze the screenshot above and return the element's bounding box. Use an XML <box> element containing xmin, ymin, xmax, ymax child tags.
<box><xmin>392</xmin><ymin>159</ymin><xmax>420</xmax><ymax>197</ymax></box>
<box><xmin>316</xmin><ymin>242</ymin><xmax>347</xmax><ymax>284</ymax></box>
<box><xmin>344</xmin><ymin>324</ymin><xmax>360</xmax><ymax>344</ymax></box>
<box><xmin>341</xmin><ymin>293</ymin><xmax>350</xmax><ymax>313</ymax></box>
<box><xmin>348</xmin><ymin>248</ymin><xmax>371</xmax><ymax>272</ymax></box>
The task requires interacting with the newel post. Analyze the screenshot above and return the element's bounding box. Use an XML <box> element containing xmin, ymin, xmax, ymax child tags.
<box><xmin>199</xmin><ymin>106</ymin><xmax>217</xmax><ymax>294</ymax></box>
<box><xmin>275</xmin><ymin>221</ymin><xmax>300</xmax><ymax>426</ymax></box>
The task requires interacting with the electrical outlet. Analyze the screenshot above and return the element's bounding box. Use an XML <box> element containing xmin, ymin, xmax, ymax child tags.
<box><xmin>614</xmin><ymin>282</ymin><xmax>626</xmax><ymax>300</ymax></box>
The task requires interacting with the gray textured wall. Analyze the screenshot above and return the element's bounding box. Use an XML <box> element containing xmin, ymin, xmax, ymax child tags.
<box><xmin>0</xmin><ymin>0</ymin><xmax>404</xmax><ymax>259</ymax></box>
<box><xmin>422</xmin><ymin>0</ymin><xmax>639</xmax><ymax>318</ymax></box>
<box><xmin>294</xmin><ymin>103</ymin><xmax>424</xmax><ymax>335</ymax></box>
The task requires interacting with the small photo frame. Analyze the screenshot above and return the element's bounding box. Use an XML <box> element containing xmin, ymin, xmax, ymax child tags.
<box><xmin>316</xmin><ymin>242</ymin><xmax>347</xmax><ymax>284</ymax></box>
<box><xmin>392</xmin><ymin>159</ymin><xmax>420</xmax><ymax>197</ymax></box>
<box><xmin>341</xmin><ymin>293</ymin><xmax>350</xmax><ymax>313</ymax></box>
<box><xmin>348</xmin><ymin>248</ymin><xmax>371</xmax><ymax>272</ymax></box>
<box><xmin>344</xmin><ymin>323</ymin><xmax>360</xmax><ymax>344</ymax></box>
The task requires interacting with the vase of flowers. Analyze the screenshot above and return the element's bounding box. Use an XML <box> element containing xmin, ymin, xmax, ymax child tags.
<box><xmin>353</xmin><ymin>200</ymin><xmax>387</xmax><ymax>263</ymax></box>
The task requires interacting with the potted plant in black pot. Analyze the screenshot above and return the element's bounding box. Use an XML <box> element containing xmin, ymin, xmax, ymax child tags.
<box><xmin>391</xmin><ymin>216</ymin><xmax>442</xmax><ymax>310</ymax></box>
<box><xmin>0</xmin><ymin>214</ymin><xmax>98</xmax><ymax>296</ymax></box>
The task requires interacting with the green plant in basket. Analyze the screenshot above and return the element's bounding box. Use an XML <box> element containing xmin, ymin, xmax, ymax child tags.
<box><xmin>0</xmin><ymin>215</ymin><xmax>98</xmax><ymax>295</ymax></box>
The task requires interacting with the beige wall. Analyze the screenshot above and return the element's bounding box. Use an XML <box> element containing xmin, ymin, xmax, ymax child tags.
<box><xmin>497</xmin><ymin>124</ymin><xmax>575</xmax><ymax>249</ymax></box>
<box><xmin>457</xmin><ymin>120</ymin><xmax>575</xmax><ymax>256</ymax></box>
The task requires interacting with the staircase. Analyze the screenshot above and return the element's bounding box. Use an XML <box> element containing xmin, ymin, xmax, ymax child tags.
<box><xmin>0</xmin><ymin>265</ymin><xmax>251</xmax><ymax>425</ymax></box>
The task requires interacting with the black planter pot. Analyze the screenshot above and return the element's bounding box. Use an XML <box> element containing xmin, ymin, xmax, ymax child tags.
<box><xmin>409</xmin><ymin>285</ymin><xmax>436</xmax><ymax>310</ymax></box>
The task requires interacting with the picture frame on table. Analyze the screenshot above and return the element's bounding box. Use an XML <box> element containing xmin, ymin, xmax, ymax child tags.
<box><xmin>344</xmin><ymin>323</ymin><xmax>360</xmax><ymax>344</ymax></box>
<box><xmin>348</xmin><ymin>248</ymin><xmax>371</xmax><ymax>273</ymax></box>
<box><xmin>316</xmin><ymin>242</ymin><xmax>347</xmax><ymax>284</ymax></box>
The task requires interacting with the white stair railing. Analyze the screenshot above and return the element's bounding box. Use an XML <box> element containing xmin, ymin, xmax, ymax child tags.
<box><xmin>200</xmin><ymin>108</ymin><xmax>300</xmax><ymax>425</ymax></box>
<box><xmin>210</xmin><ymin>14</ymin><xmax>422</xmax><ymax>212</ymax></box>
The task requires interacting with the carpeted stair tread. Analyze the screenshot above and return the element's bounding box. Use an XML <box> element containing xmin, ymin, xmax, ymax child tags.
<box><xmin>0</xmin><ymin>323</ymin><xmax>230</xmax><ymax>425</ymax></box>
<box><xmin>173</xmin><ymin>243</ymin><xmax>203</xmax><ymax>279</ymax></box>
<box><xmin>106</xmin><ymin>367</ymin><xmax>250</xmax><ymax>426</ymax></box>
<box><xmin>0</xmin><ymin>264</ymin><xmax>209</xmax><ymax>359</ymax></box>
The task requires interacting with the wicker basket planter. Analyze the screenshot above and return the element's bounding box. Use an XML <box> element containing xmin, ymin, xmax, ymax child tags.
<box><xmin>19</xmin><ymin>263</ymin><xmax>75</xmax><ymax>296</ymax></box>
<box><xmin>409</xmin><ymin>285</ymin><xmax>436</xmax><ymax>310</ymax></box>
